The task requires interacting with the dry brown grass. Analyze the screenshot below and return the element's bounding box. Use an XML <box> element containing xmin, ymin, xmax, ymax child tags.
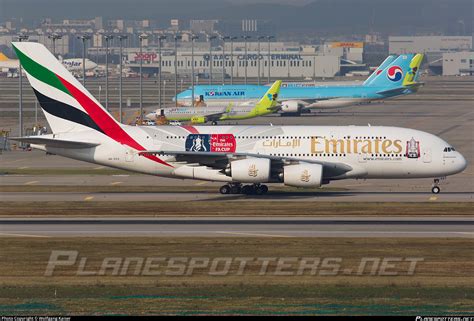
<box><xmin>0</xmin><ymin>200</ymin><xmax>473</xmax><ymax>217</ymax></box>
<box><xmin>0</xmin><ymin>237</ymin><xmax>472</xmax><ymax>315</ymax></box>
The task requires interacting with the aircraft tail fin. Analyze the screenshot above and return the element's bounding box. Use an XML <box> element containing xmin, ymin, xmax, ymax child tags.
<box><xmin>363</xmin><ymin>55</ymin><xmax>397</xmax><ymax>86</ymax></box>
<box><xmin>0</xmin><ymin>52</ymin><xmax>10</xmax><ymax>61</ymax></box>
<box><xmin>253</xmin><ymin>80</ymin><xmax>282</xmax><ymax>114</ymax></box>
<box><xmin>402</xmin><ymin>53</ymin><xmax>424</xmax><ymax>86</ymax></box>
<box><xmin>12</xmin><ymin>42</ymin><xmax>121</xmax><ymax>135</ymax></box>
<box><xmin>364</xmin><ymin>54</ymin><xmax>415</xmax><ymax>88</ymax></box>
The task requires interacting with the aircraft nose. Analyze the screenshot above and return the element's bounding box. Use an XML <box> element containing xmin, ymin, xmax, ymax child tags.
<box><xmin>456</xmin><ymin>152</ymin><xmax>468</xmax><ymax>172</ymax></box>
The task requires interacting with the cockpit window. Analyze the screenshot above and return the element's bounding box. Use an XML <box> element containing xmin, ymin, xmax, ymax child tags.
<box><xmin>444</xmin><ymin>147</ymin><xmax>456</xmax><ymax>152</ymax></box>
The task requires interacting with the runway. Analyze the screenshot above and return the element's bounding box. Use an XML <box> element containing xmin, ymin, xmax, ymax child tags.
<box><xmin>1</xmin><ymin>216</ymin><xmax>473</xmax><ymax>238</ymax></box>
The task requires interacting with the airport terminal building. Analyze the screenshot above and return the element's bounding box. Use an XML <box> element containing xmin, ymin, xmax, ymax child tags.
<box><xmin>389</xmin><ymin>36</ymin><xmax>472</xmax><ymax>55</ymax></box>
<box><xmin>123</xmin><ymin>47</ymin><xmax>340</xmax><ymax>79</ymax></box>
<box><xmin>442</xmin><ymin>51</ymin><xmax>474</xmax><ymax>76</ymax></box>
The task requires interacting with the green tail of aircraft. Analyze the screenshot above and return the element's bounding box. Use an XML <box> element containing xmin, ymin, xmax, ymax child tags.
<box><xmin>221</xmin><ymin>80</ymin><xmax>282</xmax><ymax>120</ymax></box>
<box><xmin>403</xmin><ymin>53</ymin><xmax>424</xmax><ymax>86</ymax></box>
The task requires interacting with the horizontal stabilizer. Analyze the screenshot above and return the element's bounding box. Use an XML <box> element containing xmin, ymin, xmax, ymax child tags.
<box><xmin>10</xmin><ymin>136</ymin><xmax>100</xmax><ymax>149</ymax></box>
<box><xmin>376</xmin><ymin>82</ymin><xmax>424</xmax><ymax>96</ymax></box>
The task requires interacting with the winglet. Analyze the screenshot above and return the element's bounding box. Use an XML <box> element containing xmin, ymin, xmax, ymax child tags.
<box><xmin>225</xmin><ymin>102</ymin><xmax>233</xmax><ymax>114</ymax></box>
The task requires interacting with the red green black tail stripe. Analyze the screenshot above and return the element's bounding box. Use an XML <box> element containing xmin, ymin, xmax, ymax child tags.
<box><xmin>33</xmin><ymin>88</ymin><xmax>105</xmax><ymax>134</ymax></box>
<box><xmin>13</xmin><ymin>44</ymin><xmax>172</xmax><ymax>168</ymax></box>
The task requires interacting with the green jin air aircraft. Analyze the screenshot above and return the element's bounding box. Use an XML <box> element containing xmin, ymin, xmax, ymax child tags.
<box><xmin>146</xmin><ymin>81</ymin><xmax>282</xmax><ymax>125</ymax></box>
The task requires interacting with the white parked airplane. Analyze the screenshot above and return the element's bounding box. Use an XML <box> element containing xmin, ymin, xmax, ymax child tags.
<box><xmin>58</xmin><ymin>56</ymin><xmax>98</xmax><ymax>72</ymax></box>
<box><xmin>0</xmin><ymin>51</ymin><xmax>97</xmax><ymax>73</ymax></box>
<box><xmin>12</xmin><ymin>42</ymin><xmax>467</xmax><ymax>195</ymax></box>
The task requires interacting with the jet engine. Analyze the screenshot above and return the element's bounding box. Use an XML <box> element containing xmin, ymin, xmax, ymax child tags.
<box><xmin>190</xmin><ymin>115</ymin><xmax>207</xmax><ymax>124</ymax></box>
<box><xmin>283</xmin><ymin>163</ymin><xmax>323</xmax><ymax>187</ymax></box>
<box><xmin>227</xmin><ymin>158</ymin><xmax>271</xmax><ymax>183</ymax></box>
<box><xmin>280</xmin><ymin>100</ymin><xmax>304</xmax><ymax>113</ymax></box>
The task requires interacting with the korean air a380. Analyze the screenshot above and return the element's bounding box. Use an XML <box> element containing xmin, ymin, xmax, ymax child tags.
<box><xmin>176</xmin><ymin>54</ymin><xmax>424</xmax><ymax>115</ymax></box>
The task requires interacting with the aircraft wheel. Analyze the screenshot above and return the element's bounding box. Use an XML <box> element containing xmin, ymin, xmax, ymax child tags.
<box><xmin>241</xmin><ymin>185</ymin><xmax>254</xmax><ymax>195</ymax></box>
<box><xmin>431</xmin><ymin>186</ymin><xmax>440</xmax><ymax>194</ymax></box>
<box><xmin>255</xmin><ymin>185</ymin><xmax>268</xmax><ymax>195</ymax></box>
<box><xmin>219</xmin><ymin>185</ymin><xmax>231</xmax><ymax>194</ymax></box>
<box><xmin>230</xmin><ymin>185</ymin><xmax>241</xmax><ymax>194</ymax></box>
<box><xmin>212</xmin><ymin>121</ymin><xmax>218</xmax><ymax>125</ymax></box>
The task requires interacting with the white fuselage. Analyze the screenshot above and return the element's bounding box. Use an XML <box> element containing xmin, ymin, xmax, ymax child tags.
<box><xmin>61</xmin><ymin>59</ymin><xmax>98</xmax><ymax>72</ymax></box>
<box><xmin>31</xmin><ymin>125</ymin><xmax>467</xmax><ymax>184</ymax></box>
<box><xmin>1</xmin><ymin>58</ymin><xmax>97</xmax><ymax>72</ymax></box>
<box><xmin>147</xmin><ymin>106</ymin><xmax>260</xmax><ymax>121</ymax></box>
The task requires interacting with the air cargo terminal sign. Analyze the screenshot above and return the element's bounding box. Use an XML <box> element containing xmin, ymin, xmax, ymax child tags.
<box><xmin>130</xmin><ymin>52</ymin><xmax>305</xmax><ymax>63</ymax></box>
<box><xmin>203</xmin><ymin>54</ymin><xmax>304</xmax><ymax>61</ymax></box>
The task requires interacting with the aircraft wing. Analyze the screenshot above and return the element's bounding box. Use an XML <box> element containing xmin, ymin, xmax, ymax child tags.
<box><xmin>191</xmin><ymin>102</ymin><xmax>238</xmax><ymax>122</ymax></box>
<box><xmin>10</xmin><ymin>136</ymin><xmax>100</xmax><ymax>149</ymax></box>
<box><xmin>139</xmin><ymin>150</ymin><xmax>352</xmax><ymax>178</ymax></box>
<box><xmin>195</xmin><ymin>111</ymin><xmax>228</xmax><ymax>122</ymax></box>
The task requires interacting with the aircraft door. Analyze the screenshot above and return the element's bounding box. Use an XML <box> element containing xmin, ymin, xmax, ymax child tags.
<box><xmin>358</xmin><ymin>153</ymin><xmax>367</xmax><ymax>163</ymax></box>
<box><xmin>423</xmin><ymin>148</ymin><xmax>432</xmax><ymax>163</ymax></box>
<box><xmin>125</xmin><ymin>149</ymin><xmax>135</xmax><ymax>162</ymax></box>
<box><xmin>153</xmin><ymin>130</ymin><xmax>165</xmax><ymax>148</ymax></box>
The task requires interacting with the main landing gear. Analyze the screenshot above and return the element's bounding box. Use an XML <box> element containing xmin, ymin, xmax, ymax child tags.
<box><xmin>431</xmin><ymin>178</ymin><xmax>441</xmax><ymax>194</ymax></box>
<box><xmin>219</xmin><ymin>183</ymin><xmax>269</xmax><ymax>195</ymax></box>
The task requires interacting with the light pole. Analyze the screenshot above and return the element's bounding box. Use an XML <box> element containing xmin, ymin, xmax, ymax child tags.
<box><xmin>48</xmin><ymin>33</ymin><xmax>62</xmax><ymax>57</ymax></box>
<box><xmin>242</xmin><ymin>35</ymin><xmax>251</xmax><ymax>85</ymax></box>
<box><xmin>190</xmin><ymin>34</ymin><xmax>199</xmax><ymax>106</ymax></box>
<box><xmin>77</xmin><ymin>35</ymin><xmax>91</xmax><ymax>87</ymax></box>
<box><xmin>207</xmin><ymin>34</ymin><xmax>217</xmax><ymax>85</ymax></box>
<box><xmin>17</xmin><ymin>33</ymin><xmax>28</xmax><ymax>139</ymax></box>
<box><xmin>257</xmin><ymin>36</ymin><xmax>265</xmax><ymax>85</ymax></box>
<box><xmin>138</xmin><ymin>33</ymin><xmax>148</xmax><ymax>122</ymax></box>
<box><xmin>163</xmin><ymin>80</ymin><xmax>167</xmax><ymax>105</ymax></box>
<box><xmin>220</xmin><ymin>35</ymin><xmax>229</xmax><ymax>85</ymax></box>
<box><xmin>266</xmin><ymin>35</ymin><xmax>274</xmax><ymax>84</ymax></box>
<box><xmin>117</xmin><ymin>35</ymin><xmax>128</xmax><ymax>123</ymax></box>
<box><xmin>173</xmin><ymin>33</ymin><xmax>181</xmax><ymax>107</ymax></box>
<box><xmin>156</xmin><ymin>35</ymin><xmax>166</xmax><ymax>109</ymax></box>
<box><xmin>229</xmin><ymin>36</ymin><xmax>237</xmax><ymax>85</ymax></box>
<box><xmin>104</xmin><ymin>34</ymin><xmax>113</xmax><ymax>111</ymax></box>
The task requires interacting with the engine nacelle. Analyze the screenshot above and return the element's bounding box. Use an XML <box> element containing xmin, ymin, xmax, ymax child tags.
<box><xmin>280</xmin><ymin>100</ymin><xmax>303</xmax><ymax>113</ymax></box>
<box><xmin>283</xmin><ymin>163</ymin><xmax>323</xmax><ymax>187</ymax></box>
<box><xmin>230</xmin><ymin>158</ymin><xmax>271</xmax><ymax>183</ymax></box>
<box><xmin>190</xmin><ymin>115</ymin><xmax>207</xmax><ymax>124</ymax></box>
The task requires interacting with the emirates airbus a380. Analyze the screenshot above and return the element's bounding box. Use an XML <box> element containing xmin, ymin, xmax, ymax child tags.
<box><xmin>12</xmin><ymin>42</ymin><xmax>467</xmax><ymax>195</ymax></box>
